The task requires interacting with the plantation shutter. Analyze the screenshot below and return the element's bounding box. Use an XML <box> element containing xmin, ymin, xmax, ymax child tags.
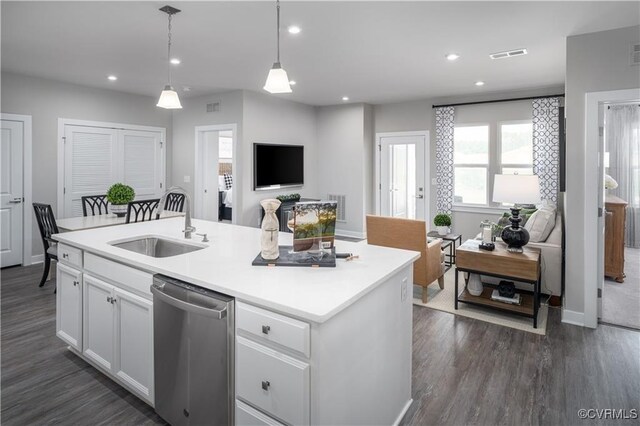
<box><xmin>121</xmin><ymin>129</ymin><xmax>163</xmax><ymax>201</ymax></box>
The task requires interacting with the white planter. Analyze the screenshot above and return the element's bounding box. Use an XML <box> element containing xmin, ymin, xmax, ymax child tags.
<box><xmin>109</xmin><ymin>204</ymin><xmax>128</xmax><ymax>217</ymax></box>
<box><xmin>436</xmin><ymin>226</ymin><xmax>449</xmax><ymax>236</ymax></box>
<box><xmin>467</xmin><ymin>274</ymin><xmax>484</xmax><ymax>296</ymax></box>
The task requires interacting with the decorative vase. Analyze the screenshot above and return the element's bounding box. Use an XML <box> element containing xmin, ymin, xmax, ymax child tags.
<box><xmin>436</xmin><ymin>226</ymin><xmax>449</xmax><ymax>236</ymax></box>
<box><xmin>260</xmin><ymin>199</ymin><xmax>281</xmax><ymax>260</ymax></box>
<box><xmin>467</xmin><ymin>274</ymin><xmax>483</xmax><ymax>296</ymax></box>
<box><xmin>109</xmin><ymin>204</ymin><xmax>128</xmax><ymax>217</ymax></box>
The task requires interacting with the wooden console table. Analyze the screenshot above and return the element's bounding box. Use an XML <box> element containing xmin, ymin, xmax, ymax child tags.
<box><xmin>455</xmin><ymin>240</ymin><xmax>541</xmax><ymax>328</ymax></box>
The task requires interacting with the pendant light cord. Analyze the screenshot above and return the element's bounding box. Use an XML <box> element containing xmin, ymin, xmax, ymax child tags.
<box><xmin>276</xmin><ymin>0</ymin><xmax>281</xmax><ymax>64</ymax></box>
<box><xmin>167</xmin><ymin>14</ymin><xmax>173</xmax><ymax>85</ymax></box>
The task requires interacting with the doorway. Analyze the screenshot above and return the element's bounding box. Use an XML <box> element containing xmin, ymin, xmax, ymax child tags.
<box><xmin>0</xmin><ymin>113</ymin><xmax>32</xmax><ymax>267</ymax></box>
<box><xmin>376</xmin><ymin>131</ymin><xmax>429</xmax><ymax>221</ymax></box>
<box><xmin>194</xmin><ymin>124</ymin><xmax>238</xmax><ymax>224</ymax></box>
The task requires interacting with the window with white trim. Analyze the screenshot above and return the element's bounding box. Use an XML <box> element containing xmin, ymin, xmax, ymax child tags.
<box><xmin>500</xmin><ymin>121</ymin><xmax>533</xmax><ymax>175</ymax></box>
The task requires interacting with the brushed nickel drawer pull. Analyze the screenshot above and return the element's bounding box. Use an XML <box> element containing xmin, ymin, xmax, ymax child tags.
<box><xmin>261</xmin><ymin>380</ymin><xmax>270</xmax><ymax>391</ymax></box>
<box><xmin>262</xmin><ymin>325</ymin><xmax>270</xmax><ymax>334</ymax></box>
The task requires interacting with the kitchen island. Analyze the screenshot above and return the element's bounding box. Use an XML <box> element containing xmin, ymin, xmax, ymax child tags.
<box><xmin>53</xmin><ymin>217</ymin><xmax>419</xmax><ymax>425</ymax></box>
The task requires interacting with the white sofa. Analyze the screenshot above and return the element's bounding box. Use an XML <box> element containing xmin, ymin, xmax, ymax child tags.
<box><xmin>479</xmin><ymin>213</ymin><xmax>563</xmax><ymax>297</ymax></box>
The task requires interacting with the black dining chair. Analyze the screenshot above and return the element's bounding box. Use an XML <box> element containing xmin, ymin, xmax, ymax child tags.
<box><xmin>81</xmin><ymin>194</ymin><xmax>109</xmax><ymax>216</ymax></box>
<box><xmin>126</xmin><ymin>199</ymin><xmax>160</xmax><ymax>224</ymax></box>
<box><xmin>33</xmin><ymin>203</ymin><xmax>59</xmax><ymax>288</ymax></box>
<box><xmin>156</xmin><ymin>192</ymin><xmax>186</xmax><ymax>219</ymax></box>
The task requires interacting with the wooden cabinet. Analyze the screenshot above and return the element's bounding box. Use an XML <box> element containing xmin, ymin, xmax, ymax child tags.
<box><xmin>82</xmin><ymin>273</ymin><xmax>154</xmax><ymax>405</ymax></box>
<box><xmin>605</xmin><ymin>194</ymin><xmax>627</xmax><ymax>283</ymax></box>
<box><xmin>56</xmin><ymin>263</ymin><xmax>83</xmax><ymax>351</ymax></box>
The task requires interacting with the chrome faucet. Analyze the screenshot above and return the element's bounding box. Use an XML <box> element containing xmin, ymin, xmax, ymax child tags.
<box><xmin>158</xmin><ymin>186</ymin><xmax>195</xmax><ymax>239</ymax></box>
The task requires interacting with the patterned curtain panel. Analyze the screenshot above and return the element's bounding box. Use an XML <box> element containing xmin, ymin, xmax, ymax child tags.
<box><xmin>532</xmin><ymin>97</ymin><xmax>560</xmax><ymax>203</ymax></box>
<box><xmin>435</xmin><ymin>107</ymin><xmax>455</xmax><ymax>214</ymax></box>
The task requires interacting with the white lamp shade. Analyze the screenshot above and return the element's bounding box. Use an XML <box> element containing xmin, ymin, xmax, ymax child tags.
<box><xmin>263</xmin><ymin>63</ymin><xmax>292</xmax><ymax>94</ymax></box>
<box><xmin>157</xmin><ymin>85</ymin><xmax>183</xmax><ymax>109</ymax></box>
<box><xmin>604</xmin><ymin>152</ymin><xmax>610</xmax><ymax>168</ymax></box>
<box><xmin>492</xmin><ymin>174</ymin><xmax>541</xmax><ymax>205</ymax></box>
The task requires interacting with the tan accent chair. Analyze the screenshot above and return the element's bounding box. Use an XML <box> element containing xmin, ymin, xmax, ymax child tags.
<box><xmin>366</xmin><ymin>215</ymin><xmax>445</xmax><ymax>303</ymax></box>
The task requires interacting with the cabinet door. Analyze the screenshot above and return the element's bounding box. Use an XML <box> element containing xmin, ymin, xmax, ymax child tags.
<box><xmin>56</xmin><ymin>263</ymin><xmax>83</xmax><ymax>351</ymax></box>
<box><xmin>113</xmin><ymin>288</ymin><xmax>154</xmax><ymax>404</ymax></box>
<box><xmin>83</xmin><ymin>275</ymin><xmax>115</xmax><ymax>371</ymax></box>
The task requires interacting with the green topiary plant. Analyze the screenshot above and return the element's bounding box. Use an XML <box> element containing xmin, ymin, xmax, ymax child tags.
<box><xmin>106</xmin><ymin>183</ymin><xmax>135</xmax><ymax>205</ymax></box>
<box><xmin>433</xmin><ymin>213</ymin><xmax>452</xmax><ymax>227</ymax></box>
<box><xmin>276</xmin><ymin>193</ymin><xmax>301</xmax><ymax>202</ymax></box>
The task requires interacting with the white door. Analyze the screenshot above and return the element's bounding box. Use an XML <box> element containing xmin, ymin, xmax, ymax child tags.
<box><xmin>1</xmin><ymin>119</ymin><xmax>24</xmax><ymax>267</ymax></box>
<box><xmin>64</xmin><ymin>125</ymin><xmax>118</xmax><ymax>217</ymax></box>
<box><xmin>83</xmin><ymin>274</ymin><xmax>115</xmax><ymax>371</ymax></box>
<box><xmin>114</xmin><ymin>288</ymin><xmax>154</xmax><ymax>404</ymax></box>
<box><xmin>121</xmin><ymin>129</ymin><xmax>164</xmax><ymax>201</ymax></box>
<box><xmin>379</xmin><ymin>134</ymin><xmax>426</xmax><ymax>220</ymax></box>
<box><xmin>201</xmin><ymin>130</ymin><xmax>220</xmax><ymax>221</ymax></box>
<box><xmin>56</xmin><ymin>263</ymin><xmax>83</xmax><ymax>351</ymax></box>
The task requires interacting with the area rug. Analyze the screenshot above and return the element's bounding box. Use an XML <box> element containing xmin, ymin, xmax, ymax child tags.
<box><xmin>413</xmin><ymin>268</ymin><xmax>549</xmax><ymax>335</ymax></box>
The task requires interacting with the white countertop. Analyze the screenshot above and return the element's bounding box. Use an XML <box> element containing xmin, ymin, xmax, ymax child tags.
<box><xmin>57</xmin><ymin>211</ymin><xmax>184</xmax><ymax>231</ymax></box>
<box><xmin>53</xmin><ymin>218</ymin><xmax>419</xmax><ymax>323</ymax></box>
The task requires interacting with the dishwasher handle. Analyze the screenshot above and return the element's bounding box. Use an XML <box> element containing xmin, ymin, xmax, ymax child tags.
<box><xmin>151</xmin><ymin>283</ymin><xmax>228</xmax><ymax>320</ymax></box>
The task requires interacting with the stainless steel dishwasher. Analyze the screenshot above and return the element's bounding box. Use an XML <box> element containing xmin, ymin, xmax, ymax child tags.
<box><xmin>151</xmin><ymin>275</ymin><xmax>234</xmax><ymax>426</ymax></box>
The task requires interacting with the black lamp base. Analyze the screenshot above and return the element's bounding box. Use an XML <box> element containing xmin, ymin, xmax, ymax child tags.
<box><xmin>501</xmin><ymin>207</ymin><xmax>530</xmax><ymax>253</ymax></box>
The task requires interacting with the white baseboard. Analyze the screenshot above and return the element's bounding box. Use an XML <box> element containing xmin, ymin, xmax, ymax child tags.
<box><xmin>31</xmin><ymin>254</ymin><xmax>44</xmax><ymax>265</ymax></box>
<box><xmin>393</xmin><ymin>399</ymin><xmax>413</xmax><ymax>426</ymax></box>
<box><xmin>561</xmin><ymin>308</ymin><xmax>585</xmax><ymax>327</ymax></box>
<box><xmin>335</xmin><ymin>229</ymin><xmax>366</xmax><ymax>240</ymax></box>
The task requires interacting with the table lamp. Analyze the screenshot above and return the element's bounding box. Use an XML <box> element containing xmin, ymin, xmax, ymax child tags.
<box><xmin>492</xmin><ymin>174</ymin><xmax>541</xmax><ymax>253</ymax></box>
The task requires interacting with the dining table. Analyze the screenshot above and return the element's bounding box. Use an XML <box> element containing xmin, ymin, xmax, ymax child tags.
<box><xmin>56</xmin><ymin>211</ymin><xmax>184</xmax><ymax>232</ymax></box>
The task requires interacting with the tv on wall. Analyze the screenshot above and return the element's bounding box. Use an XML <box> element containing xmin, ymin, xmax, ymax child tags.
<box><xmin>253</xmin><ymin>143</ymin><xmax>304</xmax><ymax>190</ymax></box>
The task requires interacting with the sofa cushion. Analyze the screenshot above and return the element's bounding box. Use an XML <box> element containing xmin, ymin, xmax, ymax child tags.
<box><xmin>524</xmin><ymin>206</ymin><xmax>556</xmax><ymax>242</ymax></box>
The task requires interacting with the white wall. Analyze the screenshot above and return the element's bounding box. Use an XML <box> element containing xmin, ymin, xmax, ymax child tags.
<box><xmin>241</xmin><ymin>91</ymin><xmax>318</xmax><ymax>227</ymax></box>
<box><xmin>316</xmin><ymin>104</ymin><xmax>373</xmax><ymax>237</ymax></box>
<box><xmin>565</xmin><ymin>25</ymin><xmax>640</xmax><ymax>318</ymax></box>
<box><xmin>0</xmin><ymin>72</ymin><xmax>172</xmax><ymax>258</ymax></box>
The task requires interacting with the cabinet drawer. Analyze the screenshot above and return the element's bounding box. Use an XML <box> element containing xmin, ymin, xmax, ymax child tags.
<box><xmin>58</xmin><ymin>244</ymin><xmax>82</xmax><ymax>268</ymax></box>
<box><xmin>237</xmin><ymin>302</ymin><xmax>310</xmax><ymax>357</ymax></box>
<box><xmin>84</xmin><ymin>253</ymin><xmax>153</xmax><ymax>297</ymax></box>
<box><xmin>236</xmin><ymin>336</ymin><xmax>309</xmax><ymax>426</ymax></box>
<box><xmin>236</xmin><ymin>400</ymin><xmax>284</xmax><ymax>426</ymax></box>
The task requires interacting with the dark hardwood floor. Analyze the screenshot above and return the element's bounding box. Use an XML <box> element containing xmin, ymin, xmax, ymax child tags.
<box><xmin>2</xmin><ymin>264</ymin><xmax>639</xmax><ymax>425</ymax></box>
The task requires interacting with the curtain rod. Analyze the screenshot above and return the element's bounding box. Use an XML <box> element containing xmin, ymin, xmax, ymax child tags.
<box><xmin>432</xmin><ymin>94</ymin><xmax>565</xmax><ymax>109</ymax></box>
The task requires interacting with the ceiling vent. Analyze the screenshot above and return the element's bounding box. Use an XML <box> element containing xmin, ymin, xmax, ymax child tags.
<box><xmin>206</xmin><ymin>102</ymin><xmax>220</xmax><ymax>113</ymax></box>
<box><xmin>490</xmin><ymin>48</ymin><xmax>528</xmax><ymax>60</ymax></box>
<box><xmin>631</xmin><ymin>43</ymin><xmax>640</xmax><ymax>66</ymax></box>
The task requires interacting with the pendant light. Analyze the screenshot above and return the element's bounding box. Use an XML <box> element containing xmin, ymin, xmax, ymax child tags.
<box><xmin>263</xmin><ymin>0</ymin><xmax>292</xmax><ymax>94</ymax></box>
<box><xmin>157</xmin><ymin>5</ymin><xmax>182</xmax><ymax>109</ymax></box>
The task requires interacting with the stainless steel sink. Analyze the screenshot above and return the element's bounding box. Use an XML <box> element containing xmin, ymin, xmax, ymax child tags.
<box><xmin>110</xmin><ymin>237</ymin><xmax>205</xmax><ymax>258</ymax></box>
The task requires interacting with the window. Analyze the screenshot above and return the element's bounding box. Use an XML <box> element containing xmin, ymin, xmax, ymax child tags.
<box><xmin>453</xmin><ymin>120</ymin><xmax>534</xmax><ymax>208</ymax></box>
<box><xmin>453</xmin><ymin>125</ymin><xmax>489</xmax><ymax>205</ymax></box>
<box><xmin>500</xmin><ymin>122</ymin><xmax>533</xmax><ymax>175</ymax></box>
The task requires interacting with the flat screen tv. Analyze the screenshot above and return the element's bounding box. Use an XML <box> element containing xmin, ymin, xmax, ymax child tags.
<box><xmin>254</xmin><ymin>143</ymin><xmax>304</xmax><ymax>190</ymax></box>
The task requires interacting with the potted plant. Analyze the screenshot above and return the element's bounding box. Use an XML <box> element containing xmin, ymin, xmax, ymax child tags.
<box><xmin>433</xmin><ymin>213</ymin><xmax>452</xmax><ymax>236</ymax></box>
<box><xmin>106</xmin><ymin>183</ymin><xmax>135</xmax><ymax>217</ymax></box>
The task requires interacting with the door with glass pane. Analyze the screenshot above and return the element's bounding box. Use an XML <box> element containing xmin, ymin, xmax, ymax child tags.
<box><xmin>380</xmin><ymin>134</ymin><xmax>426</xmax><ymax>220</ymax></box>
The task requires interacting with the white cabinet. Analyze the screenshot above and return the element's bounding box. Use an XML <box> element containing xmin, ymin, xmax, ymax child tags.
<box><xmin>114</xmin><ymin>288</ymin><xmax>153</xmax><ymax>403</ymax></box>
<box><xmin>56</xmin><ymin>263</ymin><xmax>83</xmax><ymax>351</ymax></box>
<box><xmin>83</xmin><ymin>275</ymin><xmax>115</xmax><ymax>371</ymax></box>
<box><xmin>82</xmin><ymin>273</ymin><xmax>154</xmax><ymax>405</ymax></box>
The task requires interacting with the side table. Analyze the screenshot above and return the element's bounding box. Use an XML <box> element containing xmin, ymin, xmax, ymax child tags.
<box><xmin>427</xmin><ymin>231</ymin><xmax>462</xmax><ymax>267</ymax></box>
<box><xmin>454</xmin><ymin>240</ymin><xmax>542</xmax><ymax>328</ymax></box>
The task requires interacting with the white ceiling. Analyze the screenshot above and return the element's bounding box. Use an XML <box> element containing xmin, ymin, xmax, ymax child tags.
<box><xmin>2</xmin><ymin>1</ymin><xmax>639</xmax><ymax>106</ymax></box>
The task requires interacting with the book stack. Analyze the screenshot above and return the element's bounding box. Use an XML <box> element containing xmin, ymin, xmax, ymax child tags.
<box><xmin>491</xmin><ymin>289</ymin><xmax>522</xmax><ymax>305</ymax></box>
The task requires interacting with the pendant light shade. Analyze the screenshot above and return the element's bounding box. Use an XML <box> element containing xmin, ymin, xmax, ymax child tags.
<box><xmin>157</xmin><ymin>85</ymin><xmax>183</xmax><ymax>109</ymax></box>
<box><xmin>264</xmin><ymin>0</ymin><xmax>292</xmax><ymax>94</ymax></box>
<box><xmin>264</xmin><ymin>62</ymin><xmax>292</xmax><ymax>94</ymax></box>
<box><xmin>158</xmin><ymin>5</ymin><xmax>182</xmax><ymax>109</ymax></box>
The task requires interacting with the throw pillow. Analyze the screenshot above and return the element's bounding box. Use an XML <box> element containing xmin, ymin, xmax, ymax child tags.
<box><xmin>524</xmin><ymin>207</ymin><xmax>556</xmax><ymax>242</ymax></box>
<box><xmin>223</xmin><ymin>173</ymin><xmax>233</xmax><ymax>190</ymax></box>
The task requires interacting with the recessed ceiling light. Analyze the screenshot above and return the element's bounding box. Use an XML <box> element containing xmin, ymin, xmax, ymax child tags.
<box><xmin>342</xmin><ymin>96</ymin><xmax>349</xmax><ymax>101</ymax></box>
<box><xmin>183</xmin><ymin>86</ymin><xmax>191</xmax><ymax>92</ymax></box>
<box><xmin>288</xmin><ymin>25</ymin><xmax>301</xmax><ymax>34</ymax></box>
<box><xmin>446</xmin><ymin>53</ymin><xmax>460</xmax><ymax>61</ymax></box>
<box><xmin>107</xmin><ymin>75</ymin><xmax>117</xmax><ymax>81</ymax></box>
<box><xmin>170</xmin><ymin>58</ymin><xmax>181</xmax><ymax>65</ymax></box>
<box><xmin>289</xmin><ymin>80</ymin><xmax>296</xmax><ymax>85</ymax></box>
<box><xmin>475</xmin><ymin>81</ymin><xmax>485</xmax><ymax>86</ymax></box>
